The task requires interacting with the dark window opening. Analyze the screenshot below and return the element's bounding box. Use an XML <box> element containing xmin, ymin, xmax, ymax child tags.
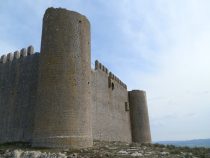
<box><xmin>111</xmin><ymin>82</ymin><xmax>114</xmax><ymax>90</ymax></box>
<box><xmin>125</xmin><ymin>102</ymin><xmax>129</xmax><ymax>111</ymax></box>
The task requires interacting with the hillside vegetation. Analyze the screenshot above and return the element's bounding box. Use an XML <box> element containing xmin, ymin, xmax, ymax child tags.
<box><xmin>0</xmin><ymin>141</ymin><xmax>210</xmax><ymax>158</ymax></box>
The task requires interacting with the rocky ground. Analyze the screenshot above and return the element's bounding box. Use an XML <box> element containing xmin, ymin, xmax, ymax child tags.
<box><xmin>0</xmin><ymin>141</ymin><xmax>210</xmax><ymax>158</ymax></box>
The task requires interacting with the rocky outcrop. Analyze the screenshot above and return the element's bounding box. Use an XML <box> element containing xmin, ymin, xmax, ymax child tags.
<box><xmin>0</xmin><ymin>141</ymin><xmax>209</xmax><ymax>158</ymax></box>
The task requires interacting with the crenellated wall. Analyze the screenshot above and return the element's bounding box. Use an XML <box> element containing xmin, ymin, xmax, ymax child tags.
<box><xmin>0</xmin><ymin>7</ymin><xmax>151</xmax><ymax>148</ymax></box>
<box><xmin>0</xmin><ymin>46</ymin><xmax>39</xmax><ymax>143</ymax></box>
<box><xmin>91</xmin><ymin>60</ymin><xmax>132</xmax><ymax>142</ymax></box>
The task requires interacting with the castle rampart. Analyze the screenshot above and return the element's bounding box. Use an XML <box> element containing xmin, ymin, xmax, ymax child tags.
<box><xmin>0</xmin><ymin>7</ymin><xmax>151</xmax><ymax>148</ymax></box>
<box><xmin>0</xmin><ymin>46</ymin><xmax>39</xmax><ymax>143</ymax></box>
<box><xmin>95</xmin><ymin>60</ymin><xmax>127</xmax><ymax>89</ymax></box>
<box><xmin>91</xmin><ymin>60</ymin><xmax>132</xmax><ymax>142</ymax></box>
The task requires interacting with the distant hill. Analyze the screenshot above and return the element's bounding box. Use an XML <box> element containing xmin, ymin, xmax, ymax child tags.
<box><xmin>157</xmin><ymin>138</ymin><xmax>210</xmax><ymax>148</ymax></box>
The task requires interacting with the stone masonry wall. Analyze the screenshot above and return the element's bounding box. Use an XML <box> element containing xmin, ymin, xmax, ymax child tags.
<box><xmin>0</xmin><ymin>46</ymin><xmax>39</xmax><ymax>143</ymax></box>
<box><xmin>32</xmin><ymin>8</ymin><xmax>93</xmax><ymax>148</ymax></box>
<box><xmin>91</xmin><ymin>60</ymin><xmax>132</xmax><ymax>142</ymax></box>
<box><xmin>0</xmin><ymin>8</ymin><xmax>151</xmax><ymax>147</ymax></box>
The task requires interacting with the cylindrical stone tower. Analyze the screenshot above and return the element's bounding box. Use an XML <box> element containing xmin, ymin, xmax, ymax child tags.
<box><xmin>129</xmin><ymin>90</ymin><xmax>151</xmax><ymax>143</ymax></box>
<box><xmin>32</xmin><ymin>8</ymin><xmax>92</xmax><ymax>148</ymax></box>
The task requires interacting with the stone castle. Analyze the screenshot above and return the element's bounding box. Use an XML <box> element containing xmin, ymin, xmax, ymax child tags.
<box><xmin>0</xmin><ymin>8</ymin><xmax>151</xmax><ymax>148</ymax></box>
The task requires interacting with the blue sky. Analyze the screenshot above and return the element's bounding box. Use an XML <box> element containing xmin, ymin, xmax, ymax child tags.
<box><xmin>0</xmin><ymin>0</ymin><xmax>210</xmax><ymax>141</ymax></box>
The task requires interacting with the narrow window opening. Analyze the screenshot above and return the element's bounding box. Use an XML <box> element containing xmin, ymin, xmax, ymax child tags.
<box><xmin>125</xmin><ymin>102</ymin><xmax>129</xmax><ymax>111</ymax></box>
<box><xmin>112</xmin><ymin>82</ymin><xmax>114</xmax><ymax>90</ymax></box>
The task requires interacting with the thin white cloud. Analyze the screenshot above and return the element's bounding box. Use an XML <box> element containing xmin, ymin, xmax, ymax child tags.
<box><xmin>116</xmin><ymin>0</ymin><xmax>210</xmax><ymax>141</ymax></box>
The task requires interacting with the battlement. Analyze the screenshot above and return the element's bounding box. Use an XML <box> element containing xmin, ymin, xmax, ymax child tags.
<box><xmin>108</xmin><ymin>72</ymin><xmax>127</xmax><ymax>89</ymax></box>
<box><xmin>95</xmin><ymin>60</ymin><xmax>109</xmax><ymax>74</ymax></box>
<box><xmin>0</xmin><ymin>7</ymin><xmax>151</xmax><ymax>148</ymax></box>
<box><xmin>95</xmin><ymin>60</ymin><xmax>127</xmax><ymax>89</ymax></box>
<box><xmin>0</xmin><ymin>45</ymin><xmax>35</xmax><ymax>64</ymax></box>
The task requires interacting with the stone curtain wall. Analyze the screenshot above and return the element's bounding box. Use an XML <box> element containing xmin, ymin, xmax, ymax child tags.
<box><xmin>91</xmin><ymin>61</ymin><xmax>132</xmax><ymax>142</ymax></box>
<box><xmin>0</xmin><ymin>46</ymin><xmax>39</xmax><ymax>143</ymax></box>
<box><xmin>0</xmin><ymin>8</ymin><xmax>151</xmax><ymax>147</ymax></box>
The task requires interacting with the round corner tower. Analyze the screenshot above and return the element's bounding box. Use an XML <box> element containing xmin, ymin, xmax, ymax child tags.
<box><xmin>128</xmin><ymin>90</ymin><xmax>151</xmax><ymax>143</ymax></box>
<box><xmin>32</xmin><ymin>8</ymin><xmax>92</xmax><ymax>148</ymax></box>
